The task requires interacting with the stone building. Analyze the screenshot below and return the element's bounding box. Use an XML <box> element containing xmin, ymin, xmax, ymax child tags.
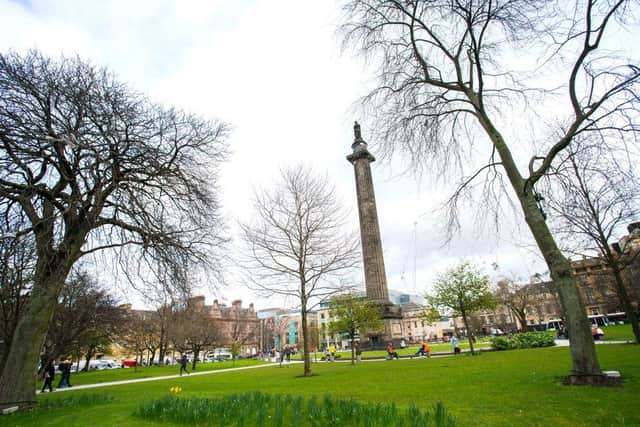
<box><xmin>116</xmin><ymin>297</ymin><xmax>260</xmax><ymax>362</ymax></box>
<box><xmin>400</xmin><ymin>302</ymin><xmax>457</xmax><ymax>342</ymax></box>
<box><xmin>188</xmin><ymin>296</ymin><xmax>260</xmax><ymax>352</ymax></box>
<box><xmin>478</xmin><ymin>223</ymin><xmax>640</xmax><ymax>332</ymax></box>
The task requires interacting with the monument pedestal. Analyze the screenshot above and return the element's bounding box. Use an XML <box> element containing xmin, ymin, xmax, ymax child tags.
<box><xmin>363</xmin><ymin>302</ymin><xmax>404</xmax><ymax>349</ymax></box>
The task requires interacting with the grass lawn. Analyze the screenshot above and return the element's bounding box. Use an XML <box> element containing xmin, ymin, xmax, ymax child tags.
<box><xmin>64</xmin><ymin>359</ymin><xmax>266</xmax><ymax>386</ymax></box>
<box><xmin>325</xmin><ymin>338</ymin><xmax>492</xmax><ymax>361</ymax></box>
<box><xmin>602</xmin><ymin>323</ymin><xmax>636</xmax><ymax>342</ymax></box>
<box><xmin>6</xmin><ymin>343</ymin><xmax>639</xmax><ymax>426</ymax></box>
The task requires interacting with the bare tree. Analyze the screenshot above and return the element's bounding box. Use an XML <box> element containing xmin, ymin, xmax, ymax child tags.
<box><xmin>239</xmin><ymin>165</ymin><xmax>360</xmax><ymax>377</ymax></box>
<box><xmin>341</xmin><ymin>0</ymin><xmax>639</xmax><ymax>382</ymax></box>
<box><xmin>0</xmin><ymin>50</ymin><xmax>230</xmax><ymax>408</ymax></box>
<box><xmin>545</xmin><ymin>142</ymin><xmax>640</xmax><ymax>342</ymax></box>
<box><xmin>496</xmin><ymin>279</ymin><xmax>542</xmax><ymax>332</ymax></box>
<box><xmin>169</xmin><ymin>302</ymin><xmax>222</xmax><ymax>371</ymax></box>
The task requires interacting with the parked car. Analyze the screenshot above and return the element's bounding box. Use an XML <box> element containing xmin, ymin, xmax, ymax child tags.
<box><xmin>122</xmin><ymin>359</ymin><xmax>138</xmax><ymax>368</ymax></box>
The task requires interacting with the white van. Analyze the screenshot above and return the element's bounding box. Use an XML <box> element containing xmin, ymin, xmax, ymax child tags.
<box><xmin>205</xmin><ymin>349</ymin><xmax>232</xmax><ymax>362</ymax></box>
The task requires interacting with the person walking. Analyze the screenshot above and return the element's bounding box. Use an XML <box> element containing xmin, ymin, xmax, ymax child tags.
<box><xmin>451</xmin><ymin>336</ymin><xmax>460</xmax><ymax>355</ymax></box>
<box><xmin>41</xmin><ymin>360</ymin><xmax>55</xmax><ymax>393</ymax></box>
<box><xmin>57</xmin><ymin>358</ymin><xmax>72</xmax><ymax>388</ymax></box>
<box><xmin>179</xmin><ymin>354</ymin><xmax>189</xmax><ymax>376</ymax></box>
<box><xmin>279</xmin><ymin>344</ymin><xmax>291</xmax><ymax>366</ymax></box>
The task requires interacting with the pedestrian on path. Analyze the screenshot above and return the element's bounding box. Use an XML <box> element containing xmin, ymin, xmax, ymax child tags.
<box><xmin>179</xmin><ymin>354</ymin><xmax>189</xmax><ymax>376</ymax></box>
<box><xmin>451</xmin><ymin>336</ymin><xmax>460</xmax><ymax>355</ymax></box>
<box><xmin>57</xmin><ymin>357</ymin><xmax>72</xmax><ymax>388</ymax></box>
<box><xmin>41</xmin><ymin>360</ymin><xmax>55</xmax><ymax>393</ymax></box>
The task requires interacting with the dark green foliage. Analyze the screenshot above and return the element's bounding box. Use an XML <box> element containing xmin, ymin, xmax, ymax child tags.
<box><xmin>134</xmin><ymin>392</ymin><xmax>456</xmax><ymax>427</ymax></box>
<box><xmin>490</xmin><ymin>332</ymin><xmax>556</xmax><ymax>350</ymax></box>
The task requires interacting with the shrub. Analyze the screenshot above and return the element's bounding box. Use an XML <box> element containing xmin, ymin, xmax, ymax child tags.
<box><xmin>489</xmin><ymin>336</ymin><xmax>511</xmax><ymax>351</ymax></box>
<box><xmin>134</xmin><ymin>392</ymin><xmax>456</xmax><ymax>426</ymax></box>
<box><xmin>490</xmin><ymin>332</ymin><xmax>556</xmax><ymax>351</ymax></box>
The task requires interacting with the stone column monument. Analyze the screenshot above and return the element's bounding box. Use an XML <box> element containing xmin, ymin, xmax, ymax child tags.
<box><xmin>347</xmin><ymin>122</ymin><xmax>403</xmax><ymax>347</ymax></box>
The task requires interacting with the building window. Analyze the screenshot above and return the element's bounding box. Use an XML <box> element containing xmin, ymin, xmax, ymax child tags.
<box><xmin>320</xmin><ymin>313</ymin><xmax>325</xmax><ymax>320</ymax></box>
<box><xmin>584</xmin><ymin>288</ymin><xmax>595</xmax><ymax>304</ymax></box>
<box><xmin>414</xmin><ymin>321</ymin><xmax>417</xmax><ymax>328</ymax></box>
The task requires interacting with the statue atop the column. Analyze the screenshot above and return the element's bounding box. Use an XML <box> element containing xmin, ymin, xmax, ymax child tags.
<box><xmin>354</xmin><ymin>121</ymin><xmax>363</xmax><ymax>141</ymax></box>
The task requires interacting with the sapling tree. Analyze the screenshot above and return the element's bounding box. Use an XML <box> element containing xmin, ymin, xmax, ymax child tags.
<box><xmin>428</xmin><ymin>262</ymin><xmax>495</xmax><ymax>355</ymax></box>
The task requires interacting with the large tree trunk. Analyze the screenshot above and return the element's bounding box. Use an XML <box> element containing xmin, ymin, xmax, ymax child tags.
<box><xmin>521</xmin><ymin>194</ymin><xmax>602</xmax><ymax>378</ymax></box>
<box><xmin>0</xmin><ymin>258</ymin><xmax>68</xmax><ymax>409</ymax></box>
<box><xmin>482</xmin><ymin>116</ymin><xmax>602</xmax><ymax>379</ymax></box>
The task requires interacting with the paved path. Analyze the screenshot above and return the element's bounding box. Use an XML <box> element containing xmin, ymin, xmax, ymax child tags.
<box><xmin>554</xmin><ymin>339</ymin><xmax>631</xmax><ymax>346</ymax></box>
<box><xmin>39</xmin><ymin>363</ymin><xmax>289</xmax><ymax>394</ymax></box>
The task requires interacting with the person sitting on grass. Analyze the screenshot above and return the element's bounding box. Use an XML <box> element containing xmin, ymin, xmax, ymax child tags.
<box><xmin>415</xmin><ymin>341</ymin><xmax>431</xmax><ymax>358</ymax></box>
<box><xmin>386</xmin><ymin>342</ymin><xmax>399</xmax><ymax>360</ymax></box>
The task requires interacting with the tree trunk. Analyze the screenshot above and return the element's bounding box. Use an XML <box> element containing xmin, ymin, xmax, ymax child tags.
<box><xmin>612</xmin><ymin>267</ymin><xmax>640</xmax><ymax>344</ymax></box>
<box><xmin>191</xmin><ymin>346</ymin><xmax>199</xmax><ymax>371</ymax></box>
<box><xmin>0</xmin><ymin>261</ymin><xmax>67</xmax><ymax>409</ymax></box>
<box><xmin>350</xmin><ymin>336</ymin><xmax>355</xmax><ymax>365</ymax></box>
<box><xmin>478</xmin><ymin>109</ymin><xmax>602</xmax><ymax>378</ymax></box>
<box><xmin>521</xmin><ymin>193</ymin><xmax>601</xmax><ymax>377</ymax></box>
<box><xmin>513</xmin><ymin>309</ymin><xmax>528</xmax><ymax>332</ymax></box>
<box><xmin>461</xmin><ymin>312</ymin><xmax>475</xmax><ymax>355</ymax></box>
<box><xmin>82</xmin><ymin>350</ymin><xmax>93</xmax><ymax>372</ymax></box>
<box><xmin>301</xmin><ymin>307</ymin><xmax>312</xmax><ymax>377</ymax></box>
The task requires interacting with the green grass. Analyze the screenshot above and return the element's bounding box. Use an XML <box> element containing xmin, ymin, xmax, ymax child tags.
<box><xmin>7</xmin><ymin>344</ymin><xmax>640</xmax><ymax>426</ymax></box>
<box><xmin>64</xmin><ymin>359</ymin><xmax>266</xmax><ymax>386</ymax></box>
<box><xmin>320</xmin><ymin>338</ymin><xmax>492</xmax><ymax>361</ymax></box>
<box><xmin>602</xmin><ymin>323</ymin><xmax>636</xmax><ymax>341</ymax></box>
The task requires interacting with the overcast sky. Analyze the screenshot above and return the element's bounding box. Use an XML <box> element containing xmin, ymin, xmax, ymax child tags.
<box><xmin>0</xmin><ymin>0</ymin><xmax>555</xmax><ymax>309</ymax></box>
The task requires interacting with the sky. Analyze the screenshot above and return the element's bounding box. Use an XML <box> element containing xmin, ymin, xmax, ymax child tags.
<box><xmin>0</xmin><ymin>0</ymin><xmax>554</xmax><ymax>309</ymax></box>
